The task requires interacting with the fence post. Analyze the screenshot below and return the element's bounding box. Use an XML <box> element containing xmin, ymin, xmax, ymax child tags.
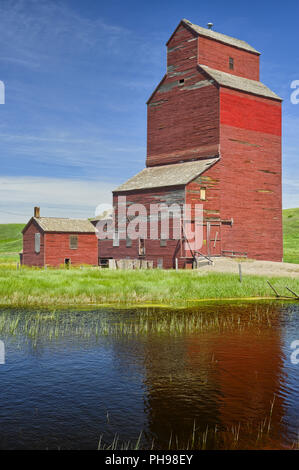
<box><xmin>238</xmin><ymin>263</ymin><xmax>242</xmax><ymax>283</ymax></box>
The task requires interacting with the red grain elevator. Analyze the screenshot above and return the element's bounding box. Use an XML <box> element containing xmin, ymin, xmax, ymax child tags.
<box><xmin>99</xmin><ymin>18</ymin><xmax>283</xmax><ymax>266</ymax></box>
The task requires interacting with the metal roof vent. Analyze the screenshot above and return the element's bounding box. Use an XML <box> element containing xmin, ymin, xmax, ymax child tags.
<box><xmin>207</xmin><ymin>22</ymin><xmax>214</xmax><ymax>29</ymax></box>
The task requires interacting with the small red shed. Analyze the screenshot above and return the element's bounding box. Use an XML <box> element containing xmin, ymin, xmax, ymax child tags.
<box><xmin>22</xmin><ymin>208</ymin><xmax>98</xmax><ymax>267</ymax></box>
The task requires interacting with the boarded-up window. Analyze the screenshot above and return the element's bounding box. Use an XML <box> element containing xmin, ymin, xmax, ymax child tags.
<box><xmin>69</xmin><ymin>235</ymin><xmax>78</xmax><ymax>250</ymax></box>
<box><xmin>35</xmin><ymin>233</ymin><xmax>40</xmax><ymax>253</ymax></box>
<box><xmin>113</xmin><ymin>232</ymin><xmax>119</xmax><ymax>247</ymax></box>
<box><xmin>200</xmin><ymin>188</ymin><xmax>206</xmax><ymax>201</ymax></box>
<box><xmin>126</xmin><ymin>236</ymin><xmax>132</xmax><ymax>248</ymax></box>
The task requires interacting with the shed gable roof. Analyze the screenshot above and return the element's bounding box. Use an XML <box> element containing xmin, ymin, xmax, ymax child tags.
<box><xmin>199</xmin><ymin>64</ymin><xmax>282</xmax><ymax>101</ymax></box>
<box><xmin>23</xmin><ymin>217</ymin><xmax>96</xmax><ymax>234</ymax></box>
<box><xmin>114</xmin><ymin>158</ymin><xmax>219</xmax><ymax>192</ymax></box>
<box><xmin>176</xmin><ymin>19</ymin><xmax>260</xmax><ymax>55</ymax></box>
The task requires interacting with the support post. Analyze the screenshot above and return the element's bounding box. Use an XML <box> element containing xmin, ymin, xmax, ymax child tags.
<box><xmin>238</xmin><ymin>263</ymin><xmax>242</xmax><ymax>283</ymax></box>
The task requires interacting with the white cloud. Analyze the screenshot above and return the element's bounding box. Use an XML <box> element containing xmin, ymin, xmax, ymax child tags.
<box><xmin>0</xmin><ymin>176</ymin><xmax>114</xmax><ymax>223</ymax></box>
<box><xmin>0</xmin><ymin>0</ymin><xmax>130</xmax><ymax>68</ymax></box>
<box><xmin>0</xmin><ymin>131</ymin><xmax>145</xmax><ymax>171</ymax></box>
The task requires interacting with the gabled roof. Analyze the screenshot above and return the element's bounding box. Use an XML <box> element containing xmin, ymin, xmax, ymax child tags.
<box><xmin>171</xmin><ymin>19</ymin><xmax>260</xmax><ymax>55</ymax></box>
<box><xmin>114</xmin><ymin>158</ymin><xmax>219</xmax><ymax>192</ymax></box>
<box><xmin>199</xmin><ymin>64</ymin><xmax>282</xmax><ymax>101</ymax></box>
<box><xmin>23</xmin><ymin>217</ymin><xmax>96</xmax><ymax>234</ymax></box>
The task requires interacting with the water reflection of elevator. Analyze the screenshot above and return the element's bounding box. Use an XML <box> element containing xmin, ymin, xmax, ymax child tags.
<box><xmin>139</xmin><ymin>304</ymin><xmax>286</xmax><ymax>448</ymax></box>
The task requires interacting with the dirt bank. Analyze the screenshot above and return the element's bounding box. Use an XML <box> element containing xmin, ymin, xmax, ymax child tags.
<box><xmin>199</xmin><ymin>257</ymin><xmax>299</xmax><ymax>279</ymax></box>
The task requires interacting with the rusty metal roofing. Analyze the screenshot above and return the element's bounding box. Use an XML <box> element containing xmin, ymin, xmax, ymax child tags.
<box><xmin>199</xmin><ymin>64</ymin><xmax>282</xmax><ymax>101</ymax></box>
<box><xmin>182</xmin><ymin>19</ymin><xmax>260</xmax><ymax>55</ymax></box>
<box><xmin>28</xmin><ymin>217</ymin><xmax>96</xmax><ymax>233</ymax></box>
<box><xmin>114</xmin><ymin>158</ymin><xmax>219</xmax><ymax>192</ymax></box>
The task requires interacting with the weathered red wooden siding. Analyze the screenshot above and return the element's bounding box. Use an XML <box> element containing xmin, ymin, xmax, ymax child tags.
<box><xmin>185</xmin><ymin>162</ymin><xmax>222</xmax><ymax>255</ymax></box>
<box><xmin>99</xmin><ymin>238</ymin><xmax>184</xmax><ymax>270</ymax></box>
<box><xmin>99</xmin><ymin>187</ymin><xmax>187</xmax><ymax>268</ymax></box>
<box><xmin>197</xmin><ymin>35</ymin><xmax>260</xmax><ymax>80</ymax></box>
<box><xmin>166</xmin><ymin>24</ymin><xmax>198</xmax><ymax>72</ymax></box>
<box><xmin>185</xmin><ymin>164</ymin><xmax>221</xmax><ymax>221</ymax></box>
<box><xmin>23</xmin><ymin>221</ymin><xmax>45</xmax><ymax>267</ymax></box>
<box><xmin>220</xmin><ymin>89</ymin><xmax>281</xmax><ymax>135</ymax></box>
<box><xmin>45</xmin><ymin>233</ymin><xmax>98</xmax><ymax>267</ymax></box>
<box><xmin>147</xmin><ymin>25</ymin><xmax>219</xmax><ymax>167</ymax></box>
<box><xmin>219</xmin><ymin>88</ymin><xmax>282</xmax><ymax>261</ymax></box>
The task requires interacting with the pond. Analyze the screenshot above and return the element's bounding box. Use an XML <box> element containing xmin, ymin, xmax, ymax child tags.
<box><xmin>0</xmin><ymin>302</ymin><xmax>298</xmax><ymax>450</ymax></box>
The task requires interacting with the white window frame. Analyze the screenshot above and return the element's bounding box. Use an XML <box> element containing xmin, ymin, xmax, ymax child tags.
<box><xmin>35</xmin><ymin>233</ymin><xmax>40</xmax><ymax>254</ymax></box>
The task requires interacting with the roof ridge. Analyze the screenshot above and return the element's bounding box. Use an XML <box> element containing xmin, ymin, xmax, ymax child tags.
<box><xmin>114</xmin><ymin>157</ymin><xmax>220</xmax><ymax>193</ymax></box>
<box><xmin>36</xmin><ymin>216</ymin><xmax>90</xmax><ymax>220</ymax></box>
<box><xmin>26</xmin><ymin>217</ymin><xmax>96</xmax><ymax>234</ymax></box>
<box><xmin>198</xmin><ymin>64</ymin><xmax>282</xmax><ymax>101</ymax></box>
<box><xmin>182</xmin><ymin>19</ymin><xmax>260</xmax><ymax>55</ymax></box>
<box><xmin>139</xmin><ymin>157</ymin><xmax>218</xmax><ymax>170</ymax></box>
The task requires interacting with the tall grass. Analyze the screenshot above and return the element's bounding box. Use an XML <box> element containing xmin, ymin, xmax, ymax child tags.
<box><xmin>97</xmin><ymin>414</ymin><xmax>296</xmax><ymax>450</ymax></box>
<box><xmin>283</xmin><ymin>208</ymin><xmax>299</xmax><ymax>264</ymax></box>
<box><xmin>0</xmin><ymin>303</ymin><xmax>285</xmax><ymax>344</ymax></box>
<box><xmin>0</xmin><ymin>265</ymin><xmax>298</xmax><ymax>307</ymax></box>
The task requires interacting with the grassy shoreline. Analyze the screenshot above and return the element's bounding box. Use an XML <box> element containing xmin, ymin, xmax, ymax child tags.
<box><xmin>0</xmin><ymin>265</ymin><xmax>298</xmax><ymax>308</ymax></box>
<box><xmin>0</xmin><ymin>216</ymin><xmax>298</xmax><ymax>308</ymax></box>
<box><xmin>283</xmin><ymin>208</ymin><xmax>299</xmax><ymax>263</ymax></box>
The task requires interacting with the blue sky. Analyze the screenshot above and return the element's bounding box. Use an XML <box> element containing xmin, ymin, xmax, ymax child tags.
<box><xmin>0</xmin><ymin>0</ymin><xmax>298</xmax><ymax>222</ymax></box>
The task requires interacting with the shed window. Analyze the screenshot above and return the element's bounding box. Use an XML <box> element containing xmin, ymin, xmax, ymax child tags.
<box><xmin>229</xmin><ymin>57</ymin><xmax>234</xmax><ymax>70</ymax></box>
<box><xmin>35</xmin><ymin>233</ymin><xmax>40</xmax><ymax>253</ymax></box>
<box><xmin>69</xmin><ymin>235</ymin><xmax>78</xmax><ymax>250</ymax></box>
<box><xmin>200</xmin><ymin>188</ymin><xmax>206</xmax><ymax>201</ymax></box>
<box><xmin>126</xmin><ymin>236</ymin><xmax>132</xmax><ymax>248</ymax></box>
<box><xmin>160</xmin><ymin>239</ymin><xmax>167</xmax><ymax>247</ymax></box>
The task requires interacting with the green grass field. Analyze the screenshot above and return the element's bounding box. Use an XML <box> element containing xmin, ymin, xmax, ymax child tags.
<box><xmin>0</xmin><ymin>223</ymin><xmax>24</xmax><ymax>262</ymax></box>
<box><xmin>283</xmin><ymin>208</ymin><xmax>299</xmax><ymax>264</ymax></box>
<box><xmin>0</xmin><ymin>265</ymin><xmax>298</xmax><ymax>307</ymax></box>
<box><xmin>0</xmin><ymin>210</ymin><xmax>297</xmax><ymax>307</ymax></box>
